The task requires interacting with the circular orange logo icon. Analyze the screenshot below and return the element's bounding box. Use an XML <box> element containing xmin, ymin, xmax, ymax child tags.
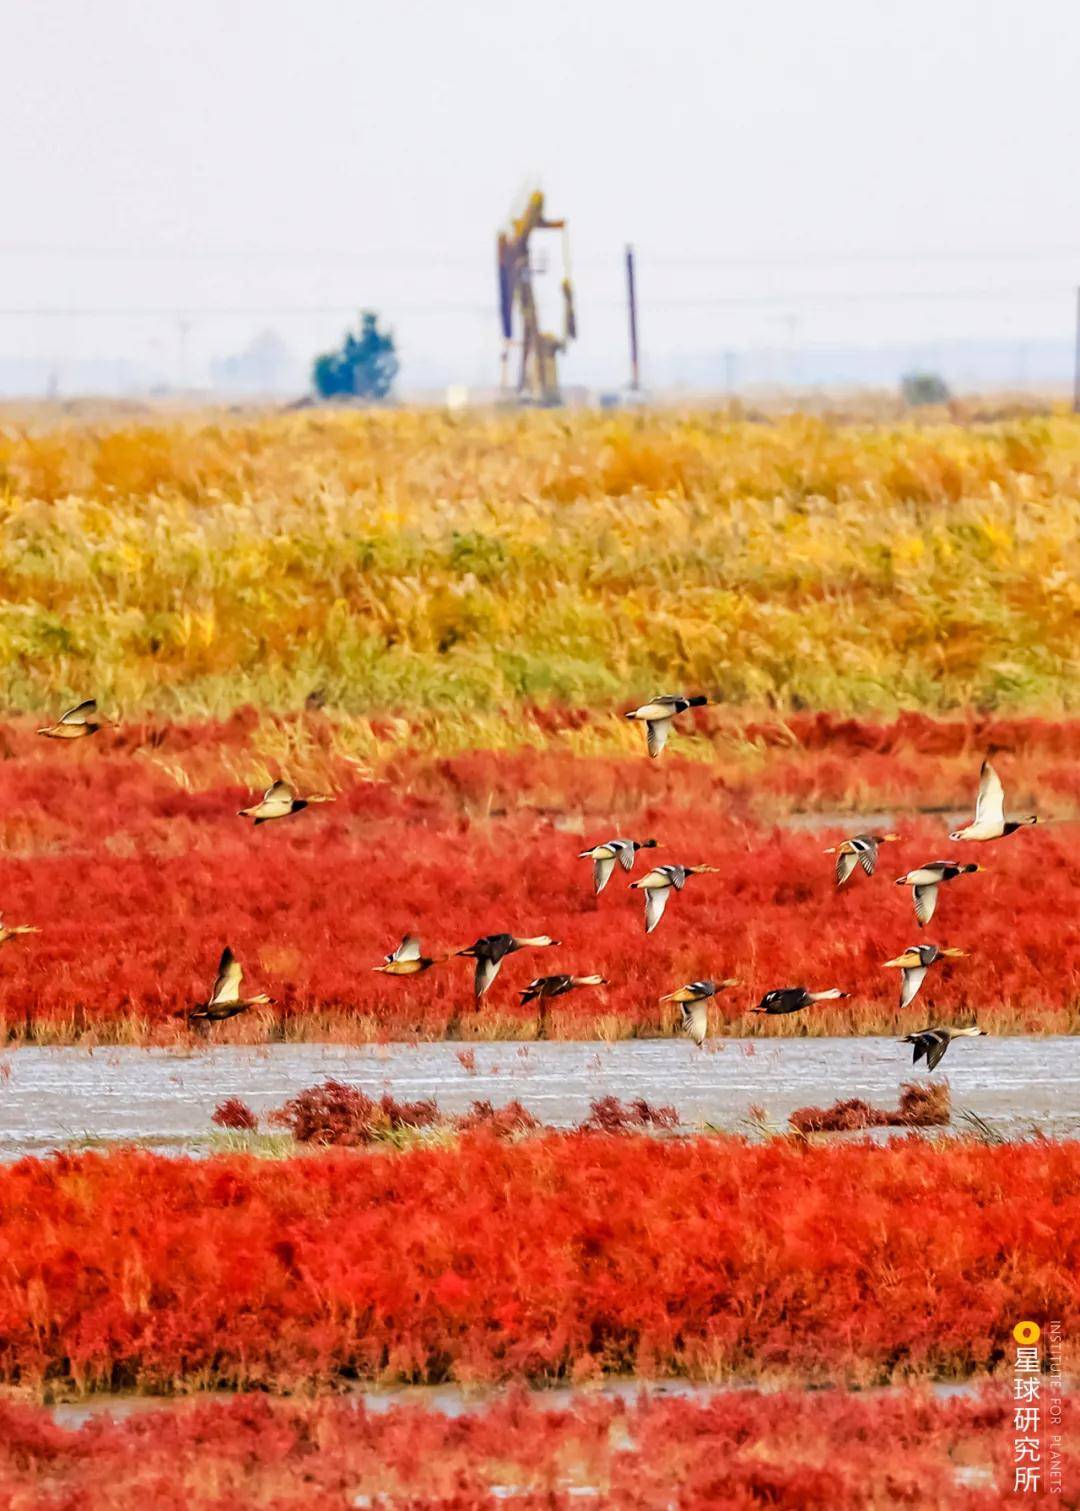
<box><xmin>1013</xmin><ymin>1321</ymin><xmax>1041</xmax><ymax>1345</ymax></box>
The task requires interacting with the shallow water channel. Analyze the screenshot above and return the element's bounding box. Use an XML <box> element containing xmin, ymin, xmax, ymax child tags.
<box><xmin>1</xmin><ymin>1035</ymin><xmax>1077</xmax><ymax>1158</ymax></box>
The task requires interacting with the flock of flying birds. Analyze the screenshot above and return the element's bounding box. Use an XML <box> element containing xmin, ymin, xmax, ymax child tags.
<box><xmin>30</xmin><ymin>694</ymin><xmax>1042</xmax><ymax>1072</ymax></box>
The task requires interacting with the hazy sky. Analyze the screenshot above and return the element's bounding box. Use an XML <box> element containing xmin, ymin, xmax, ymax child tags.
<box><xmin>3</xmin><ymin>0</ymin><xmax>1078</xmax><ymax>388</ymax></box>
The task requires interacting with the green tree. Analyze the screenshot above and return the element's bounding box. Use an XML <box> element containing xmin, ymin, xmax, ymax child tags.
<box><xmin>900</xmin><ymin>371</ymin><xmax>950</xmax><ymax>406</ymax></box>
<box><xmin>313</xmin><ymin>312</ymin><xmax>398</xmax><ymax>399</ymax></box>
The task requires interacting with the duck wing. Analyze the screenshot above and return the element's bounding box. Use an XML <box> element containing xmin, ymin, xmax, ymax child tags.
<box><xmin>390</xmin><ymin>934</ymin><xmax>422</xmax><ymax>964</ymax></box>
<box><xmin>899</xmin><ymin>964</ymin><xmax>929</xmax><ymax>1010</ymax></box>
<box><xmin>209</xmin><ymin>948</ymin><xmax>242</xmax><ymax>1005</ymax></box>
<box><xmin>924</xmin><ymin>1031</ymin><xmax>951</xmax><ymax>1071</ymax></box>
<box><xmin>857</xmin><ymin>838</ymin><xmax>878</xmax><ymax>877</ymax></box>
<box><xmin>645</xmin><ymin>719</ymin><xmax>672</xmax><ymax>759</ymax></box>
<box><xmin>680</xmin><ymin>1000</ymin><xmax>708</xmax><ymax>1047</ymax></box>
<box><xmin>613</xmin><ymin>841</ymin><xmax>636</xmax><ymax>873</ymax></box>
<box><xmin>474</xmin><ymin>955</ymin><xmax>503</xmax><ymax>998</ymax></box>
<box><xmin>644</xmin><ymin>887</ymin><xmax>671</xmax><ymax>934</ymax></box>
<box><xmin>974</xmin><ymin>760</ymin><xmax>1005</xmax><ymax>828</ymax></box>
<box><xmin>913</xmin><ymin>883</ymin><xmax>938</xmax><ymax>927</ymax></box>
<box><xmin>907</xmin><ymin>1033</ymin><xmax>929</xmax><ymax>1065</ymax></box>
<box><xmin>593</xmin><ymin>856</ymin><xmax>616</xmax><ymax>894</ymax></box>
<box><xmin>835</xmin><ymin>850</ymin><xmax>859</xmax><ymax>887</ymax></box>
<box><xmin>60</xmin><ymin>699</ymin><xmax>97</xmax><ymax>725</ymax></box>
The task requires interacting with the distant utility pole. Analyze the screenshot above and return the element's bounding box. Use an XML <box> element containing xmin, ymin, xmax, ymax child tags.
<box><xmin>625</xmin><ymin>245</ymin><xmax>640</xmax><ymax>390</ymax></box>
<box><xmin>1074</xmin><ymin>287</ymin><xmax>1080</xmax><ymax>414</ymax></box>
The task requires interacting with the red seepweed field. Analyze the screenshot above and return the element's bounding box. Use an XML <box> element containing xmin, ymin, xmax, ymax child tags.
<box><xmin>0</xmin><ymin>708</ymin><xmax>1077</xmax><ymax>1042</ymax></box>
<box><xmin>0</xmin><ymin>1134</ymin><xmax>1074</xmax><ymax>1394</ymax></box>
<box><xmin>0</xmin><ymin>1385</ymin><xmax>1069</xmax><ymax>1509</ymax></box>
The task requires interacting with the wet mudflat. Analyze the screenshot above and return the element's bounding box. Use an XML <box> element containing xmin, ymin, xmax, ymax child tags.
<box><xmin>46</xmin><ymin>1376</ymin><xmax>981</xmax><ymax>1429</ymax></box>
<box><xmin>1</xmin><ymin>1035</ymin><xmax>1077</xmax><ymax>1157</ymax></box>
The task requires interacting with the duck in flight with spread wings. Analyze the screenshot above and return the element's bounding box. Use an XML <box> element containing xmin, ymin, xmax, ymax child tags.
<box><xmin>37</xmin><ymin>699</ymin><xmax>102</xmax><ymax>740</ymax></box>
<box><xmin>894</xmin><ymin>860</ymin><xmax>982</xmax><ymax>927</ymax></box>
<box><xmin>373</xmin><ymin>934</ymin><xmax>440</xmax><ymax>976</ymax></box>
<box><xmin>455</xmin><ymin>933</ymin><xmax>559</xmax><ymax>1000</ymax></box>
<box><xmin>949</xmin><ymin>760</ymin><xmax>1039</xmax><ymax>843</ymax></box>
<box><xmin>0</xmin><ymin>912</ymin><xmax>40</xmax><ymax>946</ymax></box>
<box><xmin>662</xmin><ymin>978</ymin><xmax>740</xmax><ymax>1047</ymax></box>
<box><xmin>519</xmin><ymin>973</ymin><xmax>606</xmax><ymax>1006</ymax></box>
<box><xmin>824</xmin><ymin>831</ymin><xmax>900</xmax><ymax>887</ymax></box>
<box><xmin>624</xmin><ymin>695</ymin><xmax>708</xmax><ymax>758</ymax></box>
<box><xmin>188</xmin><ymin>947</ymin><xmax>272</xmax><ymax>1024</ymax></box>
<box><xmin>238</xmin><ymin>780</ymin><xmax>334</xmax><ymax>825</ymax></box>
<box><xmin>882</xmin><ymin>943</ymin><xmax>967</xmax><ymax>1009</ymax></box>
<box><xmin>578</xmin><ymin>837</ymin><xmax>658</xmax><ymax>894</ymax></box>
<box><xmin>752</xmin><ymin>985</ymin><xmax>849</xmax><ymax>1016</ymax></box>
<box><xmin>629</xmin><ymin>864</ymin><xmax>719</xmax><ymax>934</ymax></box>
<box><xmin>902</xmin><ymin>1023</ymin><xmax>984</xmax><ymax>1071</ymax></box>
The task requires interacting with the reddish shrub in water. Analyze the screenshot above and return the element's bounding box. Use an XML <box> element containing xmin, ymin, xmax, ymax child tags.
<box><xmin>267</xmin><ymin>1080</ymin><xmax>439</xmax><ymax>1145</ymax></box>
<box><xmin>456</xmin><ymin>1098</ymin><xmax>540</xmax><ymax>1137</ymax></box>
<box><xmin>0</xmin><ymin>1136</ymin><xmax>1074</xmax><ymax>1392</ymax></box>
<box><xmin>211</xmin><ymin>1097</ymin><xmax>259</xmax><ymax>1132</ymax></box>
<box><xmin>790</xmin><ymin>1080</ymin><xmax>951</xmax><ymax>1134</ymax></box>
<box><xmin>581</xmin><ymin>1096</ymin><xmax>680</xmax><ymax>1132</ymax></box>
<box><xmin>0</xmin><ymin>1385</ymin><xmax>1058</xmax><ymax>1509</ymax></box>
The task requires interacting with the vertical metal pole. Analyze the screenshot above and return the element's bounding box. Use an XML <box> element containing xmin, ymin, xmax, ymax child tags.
<box><xmin>1073</xmin><ymin>287</ymin><xmax>1080</xmax><ymax>413</ymax></box>
<box><xmin>626</xmin><ymin>245</ymin><xmax>640</xmax><ymax>391</ymax></box>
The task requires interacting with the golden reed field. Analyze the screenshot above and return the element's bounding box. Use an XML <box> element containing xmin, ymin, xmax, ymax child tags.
<box><xmin>1</xmin><ymin>405</ymin><xmax>1078</xmax><ymax>724</ymax></box>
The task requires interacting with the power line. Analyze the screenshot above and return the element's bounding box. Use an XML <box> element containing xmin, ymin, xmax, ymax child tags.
<box><xmin>0</xmin><ymin>285</ymin><xmax>1070</xmax><ymax>319</ymax></box>
<box><xmin>3</xmin><ymin>243</ymin><xmax>1080</xmax><ymax>269</ymax></box>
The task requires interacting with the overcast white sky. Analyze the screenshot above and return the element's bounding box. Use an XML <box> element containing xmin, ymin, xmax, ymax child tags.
<box><xmin>3</xmin><ymin>0</ymin><xmax>1078</xmax><ymax>389</ymax></box>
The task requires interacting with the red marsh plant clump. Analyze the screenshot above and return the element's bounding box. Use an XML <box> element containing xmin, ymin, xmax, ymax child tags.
<box><xmin>0</xmin><ymin>1136</ymin><xmax>1074</xmax><ymax>1393</ymax></box>
<box><xmin>0</xmin><ymin>1385</ymin><xmax>1061</xmax><ymax>1509</ymax></box>
<box><xmin>267</xmin><ymin>1080</ymin><xmax>440</xmax><ymax>1145</ymax></box>
<box><xmin>234</xmin><ymin>1085</ymin><xmax>673</xmax><ymax>1144</ymax></box>
<box><xmin>0</xmin><ymin>723</ymin><xmax>1076</xmax><ymax>1043</ymax></box>
<box><xmin>210</xmin><ymin>1096</ymin><xmax>259</xmax><ymax>1132</ymax></box>
<box><xmin>789</xmin><ymin>1080</ymin><xmax>951</xmax><ymax>1134</ymax></box>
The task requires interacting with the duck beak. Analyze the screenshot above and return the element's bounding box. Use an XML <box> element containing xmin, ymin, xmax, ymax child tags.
<box><xmin>882</xmin><ymin>956</ymin><xmax>906</xmax><ymax>969</ymax></box>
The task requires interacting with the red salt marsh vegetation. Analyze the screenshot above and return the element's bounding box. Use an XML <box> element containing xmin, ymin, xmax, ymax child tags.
<box><xmin>0</xmin><ymin>1136</ymin><xmax>1074</xmax><ymax>1395</ymax></box>
<box><xmin>0</xmin><ymin>1385</ymin><xmax>1062</xmax><ymax>1509</ymax></box>
<box><xmin>0</xmin><ymin>712</ymin><xmax>1076</xmax><ymax>1043</ymax></box>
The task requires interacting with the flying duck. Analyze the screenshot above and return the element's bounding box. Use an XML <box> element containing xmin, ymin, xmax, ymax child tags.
<box><xmin>238</xmin><ymin>780</ymin><xmax>334</xmax><ymax>825</ymax></box>
<box><xmin>373</xmin><ymin>934</ymin><xmax>438</xmax><ymax>976</ymax></box>
<box><xmin>882</xmin><ymin>943</ymin><xmax>967</xmax><ymax>1009</ymax></box>
<box><xmin>455</xmin><ymin>933</ymin><xmax>559</xmax><ymax>999</ymax></box>
<box><xmin>37</xmin><ymin>699</ymin><xmax>101</xmax><ymax>740</ymax></box>
<box><xmin>519</xmin><ymin>974</ymin><xmax>606</xmax><ymax>1006</ymax></box>
<box><xmin>578</xmin><ymin>838</ymin><xmax>659</xmax><ymax>894</ymax></box>
<box><xmin>824</xmin><ymin>832</ymin><xmax>901</xmax><ymax>886</ymax></box>
<box><xmin>624</xmin><ymin>694</ymin><xmax>708</xmax><ymax>758</ymax></box>
<box><xmin>752</xmin><ymin>986</ymin><xmax>848</xmax><ymax>1016</ymax></box>
<box><xmin>902</xmin><ymin>1023</ymin><xmax>984</xmax><ymax>1071</ymax></box>
<box><xmin>894</xmin><ymin>861</ymin><xmax>982</xmax><ymax>927</ymax></box>
<box><xmin>188</xmin><ymin>947</ymin><xmax>272</xmax><ymax>1023</ymax></box>
<box><xmin>630</xmin><ymin>864</ymin><xmax>719</xmax><ymax>934</ymax></box>
<box><xmin>949</xmin><ymin>760</ymin><xmax>1039</xmax><ymax>843</ymax></box>
<box><xmin>0</xmin><ymin>913</ymin><xmax>39</xmax><ymax>945</ymax></box>
<box><xmin>661</xmin><ymin>979</ymin><xmax>740</xmax><ymax>1047</ymax></box>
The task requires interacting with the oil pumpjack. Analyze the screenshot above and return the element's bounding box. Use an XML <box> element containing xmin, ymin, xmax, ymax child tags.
<box><xmin>496</xmin><ymin>189</ymin><xmax>576</xmax><ymax>405</ymax></box>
